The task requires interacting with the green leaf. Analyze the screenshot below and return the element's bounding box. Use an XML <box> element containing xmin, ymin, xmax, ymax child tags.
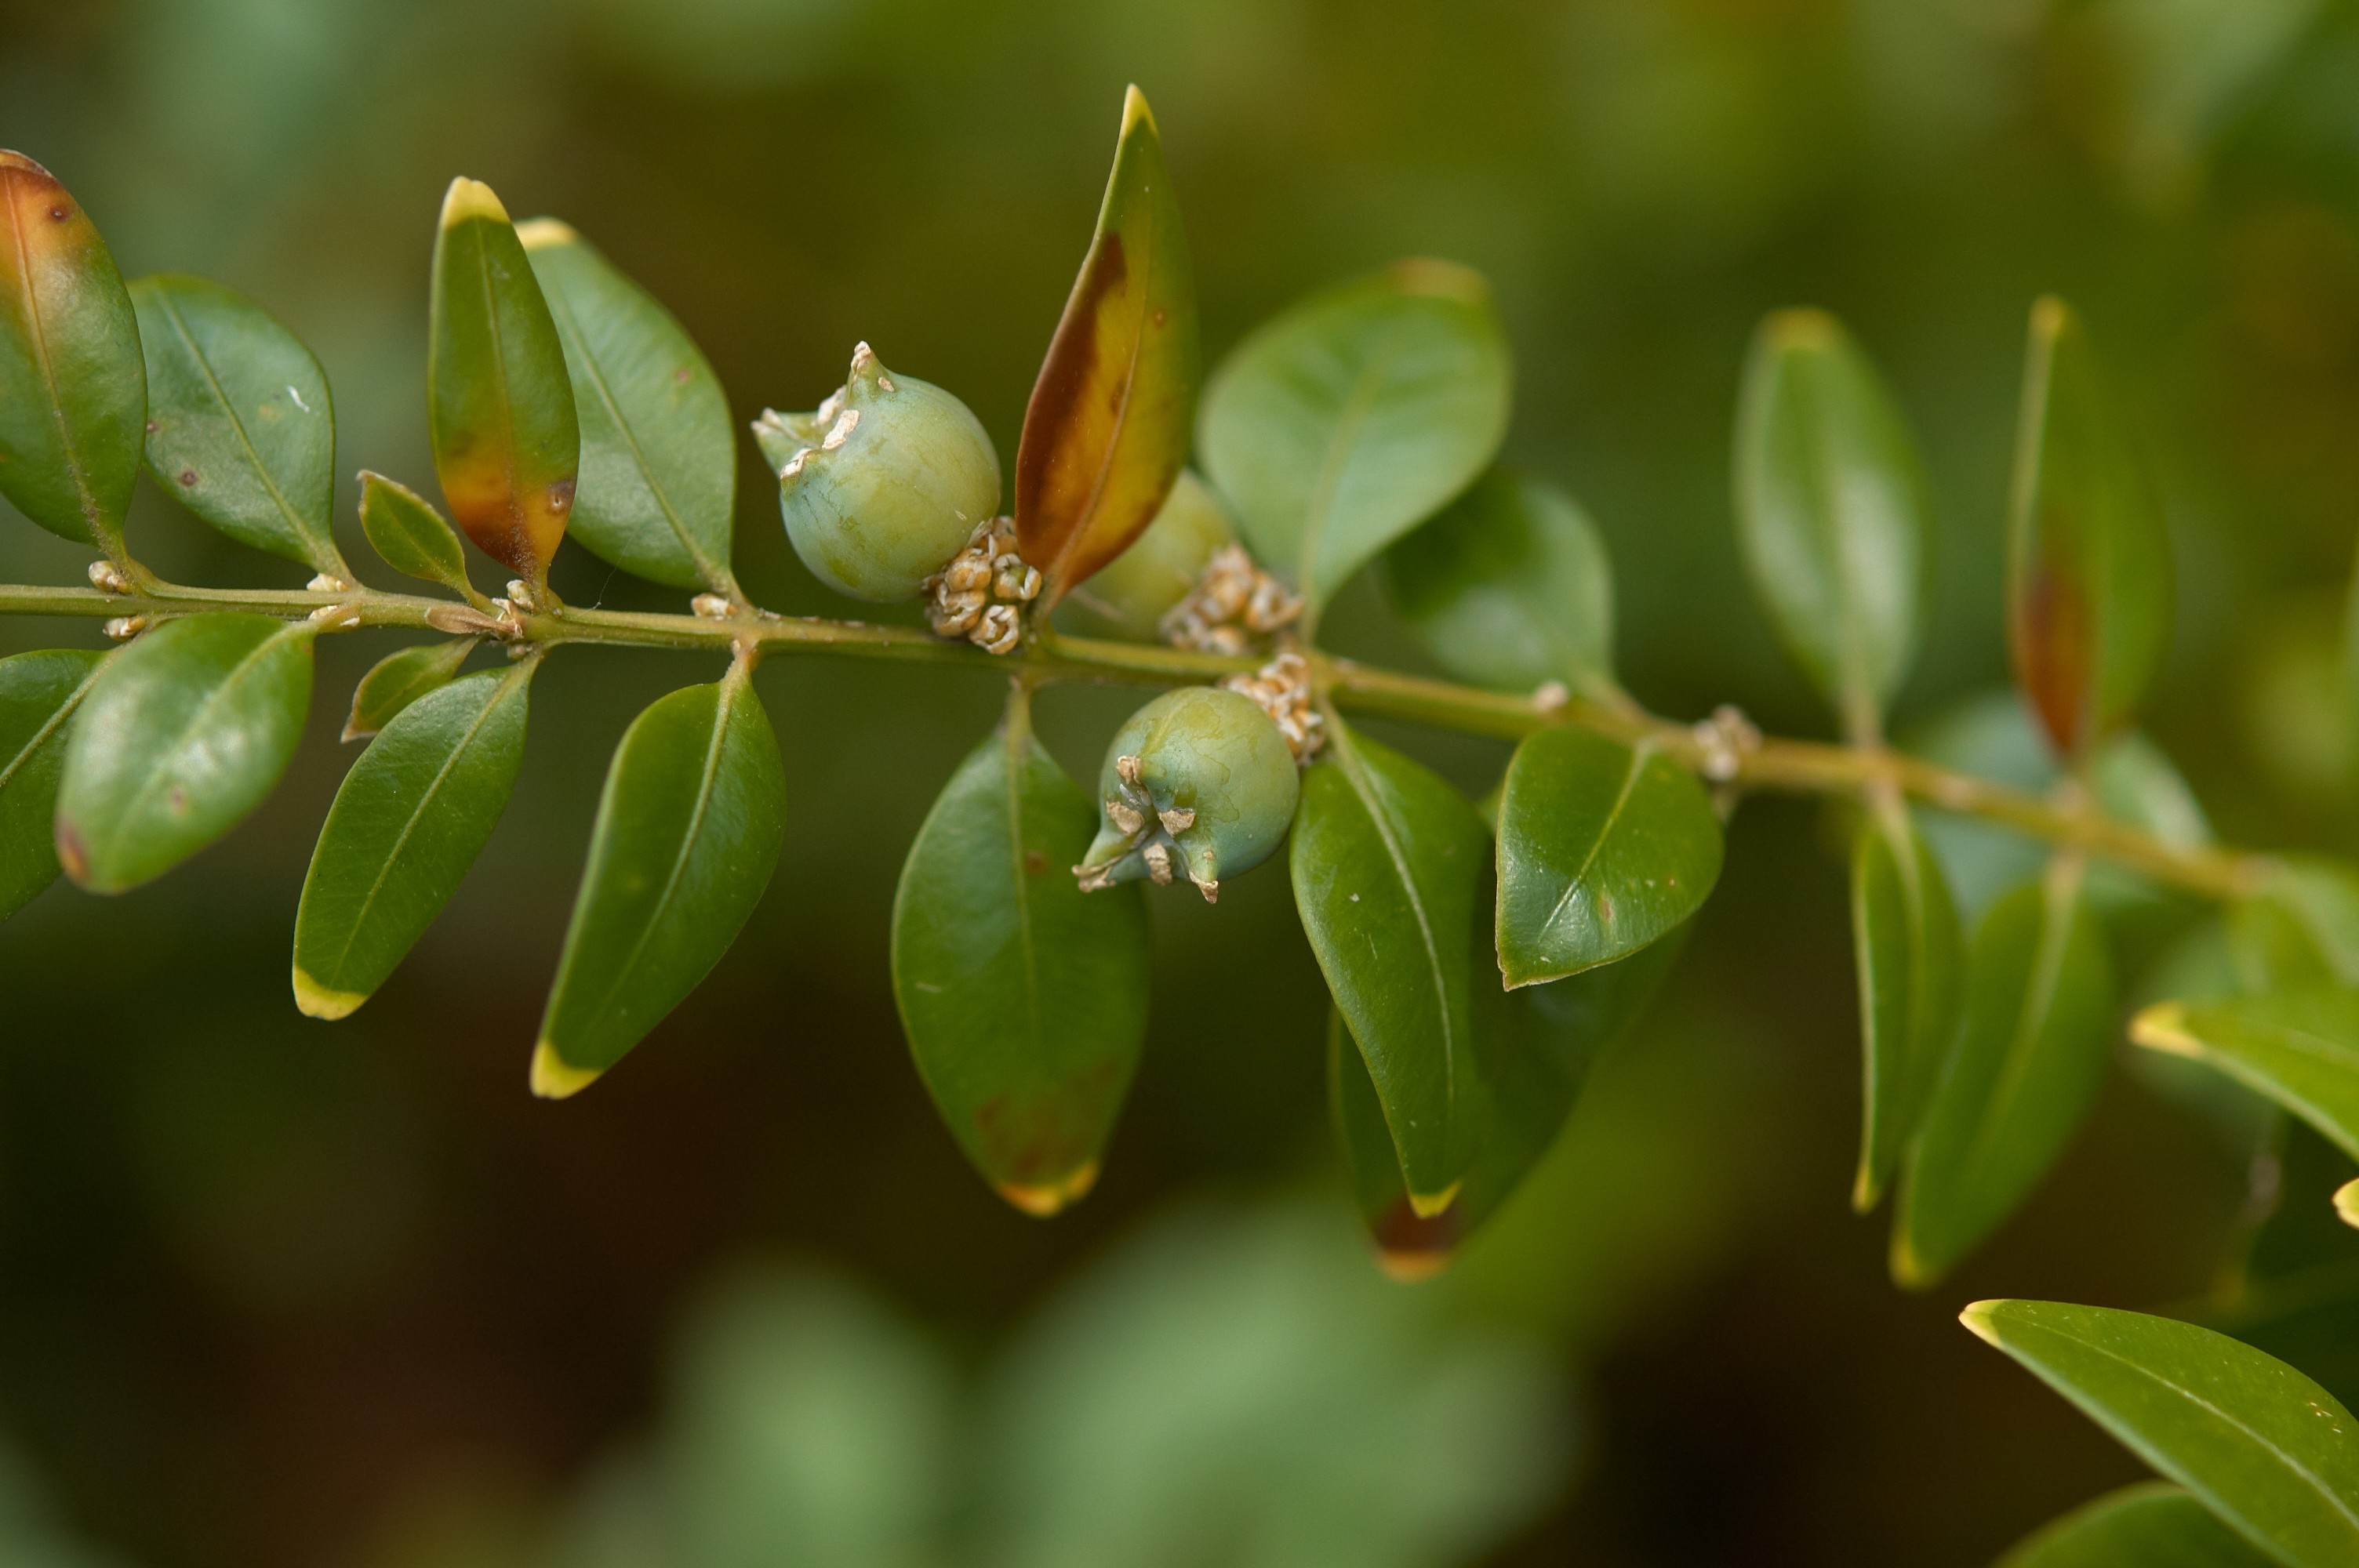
<box><xmin>1050</xmin><ymin>468</ymin><xmax>1235</xmax><ymax>641</ymax></box>
<box><xmin>1334</xmin><ymin>925</ymin><xmax>1685</xmax><ymax>1278</ymax></box>
<box><xmin>0</xmin><ymin>648</ymin><xmax>106</xmax><ymax>920</ymax></box>
<box><xmin>1963</xmin><ymin>1298</ymin><xmax>2359</xmax><ymax>1568</ymax></box>
<box><xmin>294</xmin><ymin>661</ymin><xmax>535</xmax><ymax>1019</ymax></box>
<box><xmin>890</xmin><ymin>691</ymin><xmax>1150</xmax><ymax>1215</ymax></box>
<box><xmin>358</xmin><ymin>470</ymin><xmax>478</xmax><ymax>600</ymax></box>
<box><xmin>2007</xmin><ymin>297</ymin><xmax>2173</xmax><ymax>759</ymax></box>
<box><xmin>0</xmin><ymin>152</ymin><xmax>144</xmax><ymax>557</ymax></box>
<box><xmin>1994</xmin><ymin>1482</ymin><xmax>2281</xmax><ymax>1568</ymax></box>
<box><xmin>1494</xmin><ymin>724</ymin><xmax>1723</xmax><ymax>989</ymax></box>
<box><xmin>1896</xmin><ymin>864</ymin><xmax>2114</xmax><ymax>1285</ymax></box>
<box><xmin>1381</xmin><ymin>466</ymin><xmax>1616</xmax><ymax>698</ymax></box>
<box><xmin>2228</xmin><ymin>858</ymin><xmax>2359</xmax><ymax>992</ymax></box>
<box><xmin>519</xmin><ymin>219</ymin><xmax>737</xmax><ymax>596</ymax></box>
<box><xmin>128</xmin><ymin>273</ymin><xmax>343</xmax><ymax>575</ymax></box>
<box><xmin>429</xmin><ymin>177</ymin><xmax>579</xmax><ymax>584</ymax></box>
<box><xmin>1015</xmin><ymin>85</ymin><xmax>1200</xmax><ymax>606</ymax></box>
<box><xmin>1733</xmin><ymin>308</ymin><xmax>1930</xmax><ymax>736</ymax></box>
<box><xmin>533</xmin><ymin>663</ymin><xmax>785</xmax><ymax>1095</ymax></box>
<box><xmin>1851</xmin><ymin>800</ymin><xmax>1964</xmax><ymax>1213</ymax></box>
<box><xmin>2132</xmin><ymin>990</ymin><xmax>2359</xmax><ymax>1171</ymax></box>
<box><xmin>1292</xmin><ymin>718</ymin><xmax>1490</xmax><ymax>1208</ymax></box>
<box><xmin>1200</xmin><ymin>260</ymin><xmax>1510</xmax><ymax>627</ymax></box>
<box><xmin>54</xmin><ymin>613</ymin><xmax>316</xmax><ymax>894</ymax></box>
<box><xmin>343</xmin><ymin>637</ymin><xmax>479</xmax><ymax>742</ymax></box>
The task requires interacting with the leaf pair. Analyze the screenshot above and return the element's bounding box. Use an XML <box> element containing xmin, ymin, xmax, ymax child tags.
<box><xmin>891</xmin><ymin>691</ymin><xmax>1151</xmax><ymax>1214</ymax></box>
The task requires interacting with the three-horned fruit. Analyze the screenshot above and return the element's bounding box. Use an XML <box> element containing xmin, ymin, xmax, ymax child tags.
<box><xmin>753</xmin><ymin>343</ymin><xmax>1000</xmax><ymax>603</ymax></box>
<box><xmin>1075</xmin><ymin>687</ymin><xmax>1299</xmax><ymax>902</ymax></box>
<box><xmin>1052</xmin><ymin>470</ymin><xmax>1236</xmax><ymax>641</ymax></box>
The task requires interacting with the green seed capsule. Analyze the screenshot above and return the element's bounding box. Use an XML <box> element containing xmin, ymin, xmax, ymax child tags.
<box><xmin>1075</xmin><ymin>686</ymin><xmax>1299</xmax><ymax>902</ymax></box>
<box><xmin>1052</xmin><ymin>469</ymin><xmax>1236</xmax><ymax>641</ymax></box>
<box><xmin>754</xmin><ymin>343</ymin><xmax>1001</xmax><ymax>603</ymax></box>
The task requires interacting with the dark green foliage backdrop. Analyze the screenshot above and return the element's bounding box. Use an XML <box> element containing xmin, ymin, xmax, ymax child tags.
<box><xmin>5</xmin><ymin>1</ymin><xmax>2359</xmax><ymax>1563</ymax></box>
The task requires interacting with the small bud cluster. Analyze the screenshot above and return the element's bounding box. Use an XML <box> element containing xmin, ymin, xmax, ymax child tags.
<box><xmin>1690</xmin><ymin>702</ymin><xmax>1760</xmax><ymax>783</ymax></box>
<box><xmin>1159</xmin><ymin>545</ymin><xmax>1302</xmax><ymax>655</ymax></box>
<box><xmin>1221</xmin><ymin>650</ymin><xmax>1321</xmax><ymax>762</ymax></box>
<box><xmin>924</xmin><ymin>516</ymin><xmax>1041</xmax><ymax>655</ymax></box>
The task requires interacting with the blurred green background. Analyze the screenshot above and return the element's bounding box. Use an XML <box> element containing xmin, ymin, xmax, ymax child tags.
<box><xmin>5</xmin><ymin>0</ymin><xmax>2359</xmax><ymax>1562</ymax></box>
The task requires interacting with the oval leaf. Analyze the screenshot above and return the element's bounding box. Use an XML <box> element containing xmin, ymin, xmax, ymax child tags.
<box><xmin>533</xmin><ymin>664</ymin><xmax>785</xmax><ymax>1096</ymax></box>
<box><xmin>358</xmin><ymin>470</ymin><xmax>477</xmax><ymax>599</ymax></box>
<box><xmin>1382</xmin><ymin>466</ymin><xmax>1616</xmax><ymax>698</ymax></box>
<box><xmin>129</xmin><ymin>273</ymin><xmax>343</xmax><ymax>573</ymax></box>
<box><xmin>1334</xmin><ymin>924</ymin><xmax>1685</xmax><ymax>1279</ymax></box>
<box><xmin>343</xmin><ymin>637</ymin><xmax>479</xmax><ymax>742</ymax></box>
<box><xmin>1495</xmin><ymin>724</ymin><xmax>1723</xmax><ymax>989</ymax></box>
<box><xmin>1733</xmin><ymin>308</ymin><xmax>1928</xmax><ymax>736</ymax></box>
<box><xmin>1200</xmin><ymin>260</ymin><xmax>1510</xmax><ymax>626</ymax></box>
<box><xmin>1995</xmin><ymin>1482</ymin><xmax>2281</xmax><ymax>1568</ymax></box>
<box><xmin>0</xmin><ymin>151</ymin><xmax>144</xmax><ymax>556</ymax></box>
<box><xmin>429</xmin><ymin>178</ymin><xmax>579</xmax><ymax>583</ymax></box>
<box><xmin>2007</xmin><ymin>297</ymin><xmax>2172</xmax><ymax>758</ymax></box>
<box><xmin>294</xmin><ymin>661</ymin><xmax>534</xmax><ymax>1020</ymax></box>
<box><xmin>1016</xmin><ymin>85</ymin><xmax>1199</xmax><ymax>606</ymax></box>
<box><xmin>1963</xmin><ymin>1298</ymin><xmax>2359</xmax><ymax>1568</ymax></box>
<box><xmin>54</xmin><ymin>613</ymin><xmax>317</xmax><ymax>894</ymax></box>
<box><xmin>891</xmin><ymin>694</ymin><xmax>1150</xmax><ymax>1215</ymax></box>
<box><xmin>2132</xmin><ymin>990</ymin><xmax>2359</xmax><ymax>1169</ymax></box>
<box><xmin>1851</xmin><ymin>800</ymin><xmax>1964</xmax><ymax>1213</ymax></box>
<box><xmin>1896</xmin><ymin>865</ymin><xmax>2114</xmax><ymax>1286</ymax></box>
<box><xmin>519</xmin><ymin>219</ymin><xmax>737</xmax><ymax>595</ymax></box>
<box><xmin>1292</xmin><ymin>718</ymin><xmax>1489</xmax><ymax>1208</ymax></box>
<box><xmin>0</xmin><ymin>648</ymin><xmax>106</xmax><ymax>920</ymax></box>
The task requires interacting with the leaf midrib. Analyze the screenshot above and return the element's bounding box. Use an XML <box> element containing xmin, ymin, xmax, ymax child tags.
<box><xmin>1295</xmin><ymin>328</ymin><xmax>1410</xmax><ymax>618</ymax></box>
<box><xmin>1330</xmin><ymin>724</ymin><xmax>1457</xmax><ymax>1118</ymax></box>
<box><xmin>151</xmin><ymin>285</ymin><xmax>326</xmax><ymax>565</ymax></box>
<box><xmin>98</xmin><ymin>625</ymin><xmax>300</xmax><ymax>871</ymax></box>
<box><xmin>1956</xmin><ymin>872</ymin><xmax>2082</xmax><ymax>1187</ymax></box>
<box><xmin>1532</xmin><ymin>739</ymin><xmax>1648</xmax><ymax>951</ymax></box>
<box><xmin>0</xmin><ymin>656</ymin><xmax>104</xmax><ymax>796</ymax></box>
<box><xmin>5</xmin><ymin>169</ymin><xmax>105</xmax><ymax>543</ymax></box>
<box><xmin>1045</xmin><ymin>165</ymin><xmax>1160</xmax><ymax>590</ymax></box>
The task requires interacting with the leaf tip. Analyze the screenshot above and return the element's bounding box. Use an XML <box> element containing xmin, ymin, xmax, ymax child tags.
<box><xmin>2127</xmin><ymin>1001</ymin><xmax>2199</xmax><ymax>1058</ymax></box>
<box><xmin>2335</xmin><ymin>1179</ymin><xmax>2359</xmax><ymax>1232</ymax></box>
<box><xmin>2029</xmin><ymin>293</ymin><xmax>2072</xmax><ymax>343</ymax></box>
<box><xmin>1120</xmin><ymin>83</ymin><xmax>1155</xmax><ymax>136</ymax></box>
<box><xmin>1406</xmin><ymin>1178</ymin><xmax>1462</xmax><ymax>1221</ymax></box>
<box><xmin>1376</xmin><ymin>1247</ymin><xmax>1455</xmax><ymax>1283</ymax></box>
<box><xmin>529</xmin><ymin>1042</ymin><xmax>600</xmax><ymax>1100</ymax></box>
<box><xmin>1851</xmin><ymin>1164</ymin><xmax>1881</xmax><ymax>1215</ymax></box>
<box><xmin>440</xmin><ymin>177</ymin><xmax>510</xmax><ymax>230</ymax></box>
<box><xmin>293</xmin><ymin>968</ymin><xmax>365</xmax><ymax>1022</ymax></box>
<box><xmin>1385</xmin><ymin>256</ymin><xmax>1488</xmax><ymax>306</ymax></box>
<box><xmin>1957</xmin><ymin>1300</ymin><xmax>2005</xmax><ymax>1345</ymax></box>
<box><xmin>1760</xmin><ymin>306</ymin><xmax>1842</xmax><ymax>353</ymax></box>
<box><xmin>1889</xmin><ymin>1231</ymin><xmax>1943</xmax><ymax>1291</ymax></box>
<box><xmin>514</xmin><ymin>216</ymin><xmax>577</xmax><ymax>252</ymax></box>
<box><xmin>995</xmin><ymin>1160</ymin><xmax>1100</xmax><ymax>1218</ymax></box>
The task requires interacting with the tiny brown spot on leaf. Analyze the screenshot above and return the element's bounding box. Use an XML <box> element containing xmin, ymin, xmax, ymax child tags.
<box><xmin>547</xmin><ymin>478</ymin><xmax>576</xmax><ymax>514</ymax></box>
<box><xmin>672</xmin><ymin>366</ymin><xmax>692</xmax><ymax>385</ymax></box>
<box><xmin>177</xmin><ymin>470</ymin><xmax>198</xmax><ymax>487</ymax></box>
<box><xmin>1024</xmin><ymin>849</ymin><xmax>1048</xmax><ymax>876</ymax></box>
<box><xmin>47</xmin><ymin>205</ymin><xmax>67</xmax><ymax>223</ymax></box>
<box><xmin>166</xmin><ymin>785</ymin><xmax>191</xmax><ymax>816</ymax></box>
<box><xmin>144</xmin><ymin>420</ymin><xmax>159</xmax><ymax>434</ymax></box>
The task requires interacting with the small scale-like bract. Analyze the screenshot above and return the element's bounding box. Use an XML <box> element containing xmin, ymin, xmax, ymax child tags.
<box><xmin>754</xmin><ymin>343</ymin><xmax>1001</xmax><ymax>603</ymax></box>
<box><xmin>1075</xmin><ymin>686</ymin><xmax>1299</xmax><ymax>901</ymax></box>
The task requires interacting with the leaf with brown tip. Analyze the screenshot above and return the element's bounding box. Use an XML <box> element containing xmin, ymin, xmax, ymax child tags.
<box><xmin>1015</xmin><ymin>85</ymin><xmax>1198</xmax><ymax>607</ymax></box>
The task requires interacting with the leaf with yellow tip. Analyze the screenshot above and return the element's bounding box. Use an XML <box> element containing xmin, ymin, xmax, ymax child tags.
<box><xmin>0</xmin><ymin>151</ymin><xmax>144</xmax><ymax>557</ymax></box>
<box><xmin>2130</xmin><ymin>991</ymin><xmax>2359</xmax><ymax>1181</ymax></box>
<box><xmin>998</xmin><ymin>1163</ymin><xmax>1101</xmax><ymax>1219</ymax></box>
<box><xmin>534</xmin><ymin>663</ymin><xmax>785</xmax><ymax>1094</ymax></box>
<box><xmin>428</xmin><ymin>176</ymin><xmax>580</xmax><ymax>584</ymax></box>
<box><xmin>1016</xmin><ymin>85</ymin><xmax>1199</xmax><ymax>607</ymax></box>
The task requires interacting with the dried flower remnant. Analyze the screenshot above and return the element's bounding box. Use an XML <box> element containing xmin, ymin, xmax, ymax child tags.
<box><xmin>1159</xmin><ymin>543</ymin><xmax>1302</xmax><ymax>655</ymax></box>
<box><xmin>1221</xmin><ymin>650</ymin><xmax>1322</xmax><ymax>761</ymax></box>
<box><xmin>923</xmin><ymin>516</ymin><xmax>1041</xmax><ymax>655</ymax></box>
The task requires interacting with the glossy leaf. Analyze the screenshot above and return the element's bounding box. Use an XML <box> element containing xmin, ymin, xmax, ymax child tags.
<box><xmin>1050</xmin><ymin>468</ymin><xmax>1234</xmax><ymax>641</ymax></box>
<box><xmin>520</xmin><ymin>219</ymin><xmax>736</xmax><ymax>594</ymax></box>
<box><xmin>1335</xmin><ymin>925</ymin><xmax>1686</xmax><ymax>1279</ymax></box>
<box><xmin>1495</xmin><ymin>724</ymin><xmax>1723</xmax><ymax>988</ymax></box>
<box><xmin>358</xmin><ymin>470</ymin><xmax>476</xmax><ymax>599</ymax></box>
<box><xmin>1292</xmin><ymin>719</ymin><xmax>1490</xmax><ymax>1209</ymax></box>
<box><xmin>129</xmin><ymin>273</ymin><xmax>342</xmax><ymax>573</ymax></box>
<box><xmin>0</xmin><ymin>648</ymin><xmax>105</xmax><ymax>920</ymax></box>
<box><xmin>1895</xmin><ymin>866</ymin><xmax>2114</xmax><ymax>1285</ymax></box>
<box><xmin>54</xmin><ymin>613</ymin><xmax>316</xmax><ymax>895</ymax></box>
<box><xmin>1851</xmin><ymin>800</ymin><xmax>1964</xmax><ymax>1213</ymax></box>
<box><xmin>0</xmin><ymin>151</ymin><xmax>144</xmax><ymax>555</ymax></box>
<box><xmin>2007</xmin><ymin>297</ymin><xmax>2172</xmax><ymax>758</ymax></box>
<box><xmin>1963</xmin><ymin>1298</ymin><xmax>2359</xmax><ymax>1567</ymax></box>
<box><xmin>1733</xmin><ymin>308</ymin><xmax>1929</xmax><ymax>735</ymax></box>
<box><xmin>294</xmin><ymin>661</ymin><xmax>534</xmax><ymax>1019</ymax></box>
<box><xmin>343</xmin><ymin>637</ymin><xmax>478</xmax><ymax>742</ymax></box>
<box><xmin>428</xmin><ymin>177</ymin><xmax>579</xmax><ymax>583</ymax></box>
<box><xmin>1382</xmin><ymin>466</ymin><xmax>1616</xmax><ymax>698</ymax></box>
<box><xmin>1015</xmin><ymin>85</ymin><xmax>1198</xmax><ymax>606</ymax></box>
<box><xmin>891</xmin><ymin>694</ymin><xmax>1150</xmax><ymax>1215</ymax></box>
<box><xmin>1200</xmin><ymin>260</ymin><xmax>1510</xmax><ymax>626</ymax></box>
<box><xmin>533</xmin><ymin>664</ymin><xmax>785</xmax><ymax>1096</ymax></box>
<box><xmin>2132</xmin><ymin>990</ymin><xmax>2359</xmax><ymax>1168</ymax></box>
<box><xmin>2228</xmin><ymin>857</ymin><xmax>2359</xmax><ymax>992</ymax></box>
<box><xmin>1994</xmin><ymin>1482</ymin><xmax>2281</xmax><ymax>1568</ymax></box>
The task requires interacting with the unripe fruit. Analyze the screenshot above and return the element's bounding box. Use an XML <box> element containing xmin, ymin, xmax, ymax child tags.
<box><xmin>753</xmin><ymin>343</ymin><xmax>1001</xmax><ymax>603</ymax></box>
<box><xmin>1052</xmin><ymin>469</ymin><xmax>1235</xmax><ymax>641</ymax></box>
<box><xmin>1075</xmin><ymin>686</ymin><xmax>1299</xmax><ymax>902</ymax></box>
